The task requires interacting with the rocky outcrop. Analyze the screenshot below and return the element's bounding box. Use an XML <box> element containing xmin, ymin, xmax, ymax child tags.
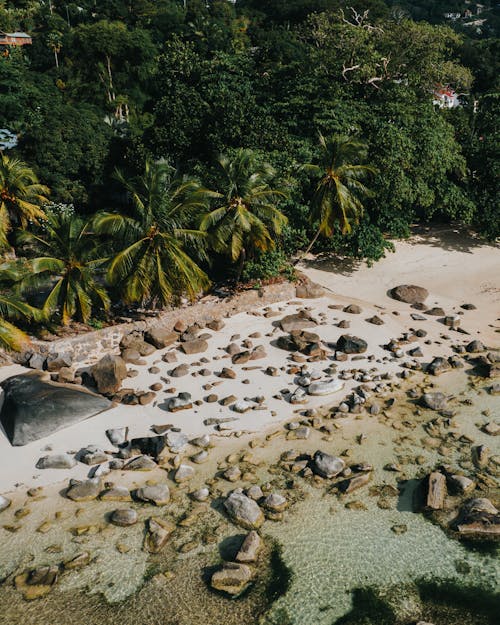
<box><xmin>0</xmin><ymin>371</ymin><xmax>111</xmax><ymax>446</ymax></box>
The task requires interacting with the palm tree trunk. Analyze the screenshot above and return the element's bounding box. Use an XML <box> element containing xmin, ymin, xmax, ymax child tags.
<box><xmin>293</xmin><ymin>226</ymin><xmax>322</xmax><ymax>265</ymax></box>
<box><xmin>236</xmin><ymin>247</ymin><xmax>246</xmax><ymax>283</ymax></box>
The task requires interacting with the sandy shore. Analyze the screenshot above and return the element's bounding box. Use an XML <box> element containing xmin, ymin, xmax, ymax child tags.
<box><xmin>0</xmin><ymin>225</ymin><xmax>498</xmax><ymax>494</ymax></box>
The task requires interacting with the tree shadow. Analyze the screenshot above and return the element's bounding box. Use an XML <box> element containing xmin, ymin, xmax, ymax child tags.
<box><xmin>405</xmin><ymin>223</ymin><xmax>499</xmax><ymax>254</ymax></box>
<box><xmin>299</xmin><ymin>253</ymin><xmax>363</xmax><ymax>277</ymax></box>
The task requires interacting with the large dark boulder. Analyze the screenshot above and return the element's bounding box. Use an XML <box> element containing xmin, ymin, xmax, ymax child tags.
<box><xmin>0</xmin><ymin>371</ymin><xmax>111</xmax><ymax>446</ymax></box>
<box><xmin>336</xmin><ymin>334</ymin><xmax>368</xmax><ymax>354</ymax></box>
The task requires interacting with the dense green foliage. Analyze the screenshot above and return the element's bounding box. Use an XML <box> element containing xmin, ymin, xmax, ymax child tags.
<box><xmin>0</xmin><ymin>0</ymin><xmax>498</xmax><ymax>341</ymax></box>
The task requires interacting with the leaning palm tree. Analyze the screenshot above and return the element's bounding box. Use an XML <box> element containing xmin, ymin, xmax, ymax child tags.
<box><xmin>0</xmin><ymin>153</ymin><xmax>49</xmax><ymax>249</ymax></box>
<box><xmin>200</xmin><ymin>149</ymin><xmax>288</xmax><ymax>281</ymax></box>
<box><xmin>15</xmin><ymin>208</ymin><xmax>110</xmax><ymax>325</ymax></box>
<box><xmin>0</xmin><ymin>264</ymin><xmax>39</xmax><ymax>351</ymax></box>
<box><xmin>94</xmin><ymin>160</ymin><xmax>212</xmax><ymax>307</ymax></box>
<box><xmin>299</xmin><ymin>134</ymin><xmax>376</xmax><ymax>259</ymax></box>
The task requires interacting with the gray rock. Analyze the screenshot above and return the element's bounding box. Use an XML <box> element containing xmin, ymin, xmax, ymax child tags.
<box><xmin>191</xmin><ymin>434</ymin><xmax>210</xmax><ymax>448</ymax></box>
<box><xmin>280</xmin><ymin>311</ymin><xmax>317</xmax><ymax>333</ymax></box>
<box><xmin>0</xmin><ymin>494</ymin><xmax>11</xmax><ymax>512</ymax></box>
<box><xmin>136</xmin><ymin>484</ymin><xmax>170</xmax><ymax>505</ymax></box>
<box><xmin>224</xmin><ymin>492</ymin><xmax>264</xmax><ymax>529</ymax></box>
<box><xmin>110</xmin><ymin>508</ymin><xmax>137</xmax><ymax>526</ymax></box>
<box><xmin>36</xmin><ymin>453</ymin><xmax>76</xmax><ymax>469</ymax></box>
<box><xmin>170</xmin><ymin>364</ymin><xmax>189</xmax><ymax>377</ymax></box>
<box><xmin>312</xmin><ymin>451</ymin><xmax>345</xmax><ymax>478</ymax></box>
<box><xmin>168</xmin><ymin>392</ymin><xmax>193</xmax><ymax>412</ymax></box>
<box><xmin>80</xmin><ymin>445</ymin><xmax>109</xmax><ymax>465</ymax></box>
<box><xmin>192</xmin><ymin>487</ymin><xmax>210</xmax><ymax>502</ymax></box>
<box><xmin>174</xmin><ymin>464</ymin><xmax>195</xmax><ymax>483</ymax></box>
<box><xmin>90</xmin><ymin>354</ymin><xmax>128</xmax><ymax>395</ymax></box>
<box><xmin>263</xmin><ymin>493</ymin><xmax>287</xmax><ymax>512</ymax></box>
<box><xmin>106</xmin><ymin>427</ymin><xmax>129</xmax><ymax>446</ymax></box>
<box><xmin>233</xmin><ymin>399</ymin><xmax>253</xmax><ymax>413</ymax></box>
<box><xmin>166</xmin><ymin>431</ymin><xmax>189</xmax><ymax>452</ymax></box>
<box><xmin>0</xmin><ymin>372</ymin><xmax>111</xmax><ymax>446</ymax></box>
<box><xmin>192</xmin><ymin>450</ymin><xmax>208</xmax><ymax>464</ymax></box>
<box><xmin>124</xmin><ymin>455</ymin><xmax>158</xmax><ymax>471</ymax></box>
<box><xmin>421</xmin><ymin>392</ymin><xmax>448</xmax><ymax>411</ymax></box>
<box><xmin>336</xmin><ymin>334</ymin><xmax>368</xmax><ymax>354</ymax></box>
<box><xmin>66</xmin><ymin>478</ymin><xmax>101</xmax><ymax>501</ymax></box>
<box><xmin>308</xmin><ymin>379</ymin><xmax>344</xmax><ymax>396</ymax></box>
<box><xmin>236</xmin><ymin>531</ymin><xmax>262</xmax><ymax>563</ymax></box>
<box><xmin>246</xmin><ymin>485</ymin><xmax>263</xmax><ymax>500</ymax></box>
<box><xmin>391</xmin><ymin>284</ymin><xmax>428</xmax><ymax>304</ymax></box>
<box><xmin>29</xmin><ymin>352</ymin><xmax>46</xmax><ymax>370</ymax></box>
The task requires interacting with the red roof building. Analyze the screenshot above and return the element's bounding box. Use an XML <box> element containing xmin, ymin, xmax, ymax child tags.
<box><xmin>0</xmin><ymin>32</ymin><xmax>32</xmax><ymax>46</ymax></box>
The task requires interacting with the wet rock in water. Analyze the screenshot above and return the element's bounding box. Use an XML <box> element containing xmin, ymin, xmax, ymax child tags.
<box><xmin>263</xmin><ymin>493</ymin><xmax>287</xmax><ymax>512</ymax></box>
<box><xmin>166</xmin><ymin>431</ymin><xmax>189</xmax><ymax>453</ymax></box>
<box><xmin>236</xmin><ymin>530</ymin><xmax>262</xmax><ymax>563</ymax></box>
<box><xmin>181</xmin><ymin>338</ymin><xmax>208</xmax><ymax>355</ymax></box>
<box><xmin>447</xmin><ymin>475</ymin><xmax>475</xmax><ymax>495</ymax></box>
<box><xmin>91</xmin><ymin>354</ymin><xmax>128</xmax><ymax>395</ymax></box>
<box><xmin>224</xmin><ymin>492</ymin><xmax>264</xmax><ymax>529</ymax></box>
<box><xmin>280</xmin><ymin>311</ymin><xmax>318</xmax><ymax>333</ymax></box>
<box><xmin>80</xmin><ymin>445</ymin><xmax>109</xmax><ymax>465</ymax></box>
<box><xmin>174</xmin><ymin>464</ymin><xmax>195</xmax><ymax>483</ymax></box>
<box><xmin>336</xmin><ymin>334</ymin><xmax>368</xmax><ymax>354</ymax></box>
<box><xmin>246</xmin><ymin>485</ymin><xmax>264</xmax><ymax>501</ymax></box>
<box><xmin>124</xmin><ymin>455</ymin><xmax>158</xmax><ymax>471</ymax></box>
<box><xmin>110</xmin><ymin>508</ymin><xmax>137</xmax><ymax>527</ymax></box>
<box><xmin>136</xmin><ymin>484</ymin><xmax>170</xmax><ymax>506</ymax></box>
<box><xmin>308</xmin><ymin>379</ymin><xmax>344</xmax><ymax>396</ymax></box>
<box><xmin>168</xmin><ymin>392</ymin><xmax>192</xmax><ymax>412</ymax></box>
<box><xmin>63</xmin><ymin>552</ymin><xmax>90</xmax><ymax>570</ymax></box>
<box><xmin>312</xmin><ymin>451</ymin><xmax>345</xmax><ymax>478</ymax></box>
<box><xmin>210</xmin><ymin>562</ymin><xmax>253</xmax><ymax>597</ymax></box>
<box><xmin>99</xmin><ymin>486</ymin><xmax>131</xmax><ymax>502</ymax></box>
<box><xmin>390</xmin><ymin>284</ymin><xmax>428</xmax><ymax>304</ymax></box>
<box><xmin>421</xmin><ymin>392</ymin><xmax>448</xmax><ymax>411</ymax></box>
<box><xmin>466</xmin><ymin>340</ymin><xmax>485</xmax><ymax>353</ymax></box>
<box><xmin>426</xmin><ymin>472</ymin><xmax>446</xmax><ymax>510</ymax></box>
<box><xmin>144</xmin><ymin>327</ymin><xmax>178</xmax><ymax>349</ymax></box>
<box><xmin>106</xmin><ymin>427</ymin><xmax>129</xmax><ymax>446</ymax></box>
<box><xmin>380</xmin><ymin>584</ymin><xmax>423</xmax><ymax>623</ymax></box>
<box><xmin>224</xmin><ymin>466</ymin><xmax>242</xmax><ymax>482</ymax></box>
<box><xmin>454</xmin><ymin>498</ymin><xmax>500</xmax><ymax>539</ymax></box>
<box><xmin>66</xmin><ymin>478</ymin><xmax>101</xmax><ymax>501</ymax></box>
<box><xmin>192</xmin><ymin>488</ymin><xmax>210</xmax><ymax>502</ymax></box>
<box><xmin>427</xmin><ymin>357</ymin><xmax>452</xmax><ymax>376</ymax></box>
<box><xmin>15</xmin><ymin>565</ymin><xmax>59</xmax><ymax>600</ymax></box>
<box><xmin>144</xmin><ymin>517</ymin><xmax>175</xmax><ymax>553</ymax></box>
<box><xmin>0</xmin><ymin>371</ymin><xmax>111</xmax><ymax>446</ymax></box>
<box><xmin>36</xmin><ymin>453</ymin><xmax>76</xmax><ymax>469</ymax></box>
<box><xmin>0</xmin><ymin>494</ymin><xmax>11</xmax><ymax>512</ymax></box>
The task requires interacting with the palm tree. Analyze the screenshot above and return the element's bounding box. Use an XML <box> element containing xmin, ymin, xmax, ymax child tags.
<box><xmin>200</xmin><ymin>149</ymin><xmax>288</xmax><ymax>281</ymax></box>
<box><xmin>0</xmin><ymin>154</ymin><xmax>49</xmax><ymax>249</ymax></box>
<box><xmin>0</xmin><ymin>265</ymin><xmax>38</xmax><ymax>351</ymax></box>
<box><xmin>299</xmin><ymin>134</ymin><xmax>376</xmax><ymax>259</ymax></box>
<box><xmin>15</xmin><ymin>208</ymin><xmax>110</xmax><ymax>325</ymax></box>
<box><xmin>94</xmin><ymin>160</ymin><xmax>212</xmax><ymax>307</ymax></box>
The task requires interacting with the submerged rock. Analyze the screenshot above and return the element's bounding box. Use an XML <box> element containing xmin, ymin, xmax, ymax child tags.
<box><xmin>144</xmin><ymin>517</ymin><xmax>175</xmax><ymax>553</ymax></box>
<box><xmin>454</xmin><ymin>498</ymin><xmax>500</xmax><ymax>539</ymax></box>
<box><xmin>15</xmin><ymin>565</ymin><xmax>59</xmax><ymax>600</ymax></box>
<box><xmin>210</xmin><ymin>562</ymin><xmax>253</xmax><ymax>596</ymax></box>
<box><xmin>236</xmin><ymin>531</ymin><xmax>262</xmax><ymax>563</ymax></box>
<box><xmin>110</xmin><ymin>508</ymin><xmax>137</xmax><ymax>526</ymax></box>
<box><xmin>135</xmin><ymin>484</ymin><xmax>170</xmax><ymax>506</ymax></box>
<box><xmin>0</xmin><ymin>371</ymin><xmax>111</xmax><ymax>446</ymax></box>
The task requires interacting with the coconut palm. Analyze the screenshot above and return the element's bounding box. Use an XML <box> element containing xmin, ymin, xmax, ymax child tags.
<box><xmin>93</xmin><ymin>160</ymin><xmax>212</xmax><ymax>307</ymax></box>
<box><xmin>299</xmin><ymin>134</ymin><xmax>376</xmax><ymax>259</ymax></box>
<box><xmin>200</xmin><ymin>149</ymin><xmax>288</xmax><ymax>281</ymax></box>
<box><xmin>15</xmin><ymin>208</ymin><xmax>110</xmax><ymax>325</ymax></box>
<box><xmin>0</xmin><ymin>154</ymin><xmax>49</xmax><ymax>249</ymax></box>
<box><xmin>0</xmin><ymin>264</ymin><xmax>38</xmax><ymax>351</ymax></box>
